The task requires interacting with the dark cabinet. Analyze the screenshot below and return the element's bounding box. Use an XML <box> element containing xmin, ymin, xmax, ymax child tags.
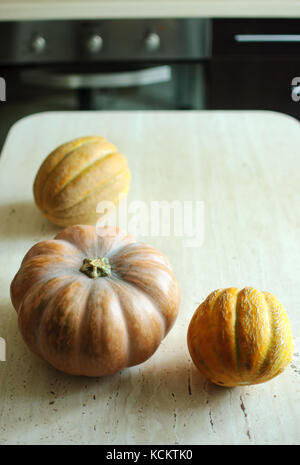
<box><xmin>210</xmin><ymin>19</ymin><xmax>300</xmax><ymax>119</ymax></box>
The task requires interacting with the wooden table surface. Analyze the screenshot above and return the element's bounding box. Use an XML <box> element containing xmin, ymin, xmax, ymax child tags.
<box><xmin>0</xmin><ymin>110</ymin><xmax>299</xmax><ymax>445</ymax></box>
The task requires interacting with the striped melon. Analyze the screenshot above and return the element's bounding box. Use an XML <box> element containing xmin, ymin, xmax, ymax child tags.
<box><xmin>33</xmin><ymin>136</ymin><xmax>131</xmax><ymax>227</ymax></box>
<box><xmin>187</xmin><ymin>287</ymin><xmax>294</xmax><ymax>387</ymax></box>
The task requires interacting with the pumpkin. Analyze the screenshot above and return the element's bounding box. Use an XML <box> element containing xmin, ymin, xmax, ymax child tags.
<box><xmin>10</xmin><ymin>225</ymin><xmax>180</xmax><ymax>377</ymax></box>
<box><xmin>33</xmin><ymin>136</ymin><xmax>131</xmax><ymax>227</ymax></box>
<box><xmin>187</xmin><ymin>287</ymin><xmax>293</xmax><ymax>387</ymax></box>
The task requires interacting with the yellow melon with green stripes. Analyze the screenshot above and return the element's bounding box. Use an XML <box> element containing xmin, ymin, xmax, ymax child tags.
<box><xmin>33</xmin><ymin>136</ymin><xmax>131</xmax><ymax>226</ymax></box>
<box><xmin>187</xmin><ymin>287</ymin><xmax>294</xmax><ymax>387</ymax></box>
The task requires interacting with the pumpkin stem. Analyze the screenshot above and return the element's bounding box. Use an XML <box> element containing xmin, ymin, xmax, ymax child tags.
<box><xmin>80</xmin><ymin>257</ymin><xmax>111</xmax><ymax>279</ymax></box>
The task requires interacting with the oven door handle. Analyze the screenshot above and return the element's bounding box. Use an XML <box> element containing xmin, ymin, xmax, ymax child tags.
<box><xmin>21</xmin><ymin>65</ymin><xmax>172</xmax><ymax>89</ymax></box>
<box><xmin>234</xmin><ymin>34</ymin><xmax>300</xmax><ymax>43</ymax></box>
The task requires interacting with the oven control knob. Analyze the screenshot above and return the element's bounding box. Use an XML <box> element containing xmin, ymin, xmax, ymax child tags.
<box><xmin>144</xmin><ymin>32</ymin><xmax>160</xmax><ymax>52</ymax></box>
<box><xmin>86</xmin><ymin>34</ymin><xmax>103</xmax><ymax>54</ymax></box>
<box><xmin>31</xmin><ymin>35</ymin><xmax>46</xmax><ymax>54</ymax></box>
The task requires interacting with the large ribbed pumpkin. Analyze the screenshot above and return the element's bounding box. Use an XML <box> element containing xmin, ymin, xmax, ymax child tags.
<box><xmin>187</xmin><ymin>287</ymin><xmax>293</xmax><ymax>387</ymax></box>
<box><xmin>33</xmin><ymin>136</ymin><xmax>131</xmax><ymax>226</ymax></box>
<box><xmin>10</xmin><ymin>225</ymin><xmax>180</xmax><ymax>377</ymax></box>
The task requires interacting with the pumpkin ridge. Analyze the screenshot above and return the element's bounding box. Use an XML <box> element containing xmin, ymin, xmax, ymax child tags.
<box><xmin>23</xmin><ymin>253</ymin><xmax>82</xmax><ymax>269</ymax></box>
<box><xmin>20</xmin><ymin>240</ymin><xmax>84</xmax><ymax>266</ymax></box>
<box><xmin>34</xmin><ymin>138</ymin><xmax>100</xmax><ymax>209</ymax></box>
<box><xmin>187</xmin><ymin>312</ymin><xmax>215</xmax><ymax>379</ymax></box>
<box><xmin>11</xmin><ymin>256</ymin><xmax>81</xmax><ymax>311</ymax></box>
<box><xmin>105</xmin><ymin>279</ymin><xmax>132</xmax><ymax>369</ymax></box>
<box><xmin>114</xmin><ymin>263</ymin><xmax>176</xmax><ymax>295</ymax></box>
<box><xmin>253</xmin><ymin>292</ymin><xmax>293</xmax><ymax>383</ymax></box>
<box><xmin>50</xmin><ymin>151</ymin><xmax>119</xmax><ymax>203</ymax></box>
<box><xmin>116</xmin><ymin>278</ymin><xmax>167</xmax><ymax>366</ymax></box>
<box><xmin>49</xmin><ymin>168</ymin><xmax>130</xmax><ymax>215</ymax></box>
<box><xmin>189</xmin><ymin>342</ymin><xmax>213</xmax><ymax>378</ymax></box>
<box><xmin>251</xmin><ymin>292</ymin><xmax>273</xmax><ymax>381</ymax></box>
<box><xmin>210</xmin><ymin>289</ymin><xmax>242</xmax><ymax>384</ymax></box>
<box><xmin>114</xmin><ymin>261</ymin><xmax>172</xmax><ymax>276</ymax></box>
<box><xmin>200</xmin><ymin>289</ymin><xmax>241</xmax><ymax>386</ymax></box>
<box><xmin>37</xmin><ymin>277</ymin><xmax>92</xmax><ymax>367</ymax></box>
<box><xmin>102</xmin><ymin>240</ymin><xmax>137</xmax><ymax>261</ymax></box>
<box><xmin>259</xmin><ymin>357</ymin><xmax>292</xmax><ymax>383</ymax></box>
<box><xmin>21</xmin><ymin>254</ymin><xmax>80</xmax><ymax>275</ymax></box>
<box><xmin>115</xmin><ymin>275</ymin><xmax>168</xmax><ymax>335</ymax></box>
<box><xmin>55</xmin><ymin>224</ymin><xmax>105</xmax><ymax>256</ymax></box>
<box><xmin>112</xmin><ymin>247</ymin><xmax>172</xmax><ymax>269</ymax></box>
<box><xmin>75</xmin><ymin>279</ymin><xmax>104</xmax><ymax>372</ymax></box>
<box><xmin>108</xmin><ymin>280</ymin><xmax>134</xmax><ymax>366</ymax></box>
<box><xmin>210</xmin><ymin>288</ymin><xmax>242</xmax><ymax>384</ymax></box>
<box><xmin>33</xmin><ymin>138</ymin><xmax>88</xmax><ymax>198</ymax></box>
<box><xmin>187</xmin><ymin>294</ymin><xmax>235</xmax><ymax>385</ymax></box>
<box><xmin>234</xmin><ymin>289</ymin><xmax>243</xmax><ymax>379</ymax></box>
<box><xmin>18</xmin><ymin>276</ymin><xmax>76</xmax><ymax>357</ymax></box>
<box><xmin>112</xmin><ymin>260</ymin><xmax>179</xmax><ymax>331</ymax></box>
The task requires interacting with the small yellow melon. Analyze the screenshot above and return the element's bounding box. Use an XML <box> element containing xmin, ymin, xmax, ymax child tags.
<box><xmin>187</xmin><ymin>287</ymin><xmax>294</xmax><ymax>387</ymax></box>
<box><xmin>33</xmin><ymin>136</ymin><xmax>131</xmax><ymax>226</ymax></box>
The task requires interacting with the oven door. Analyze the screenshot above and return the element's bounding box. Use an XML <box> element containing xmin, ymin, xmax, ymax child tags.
<box><xmin>18</xmin><ymin>62</ymin><xmax>207</xmax><ymax>111</ymax></box>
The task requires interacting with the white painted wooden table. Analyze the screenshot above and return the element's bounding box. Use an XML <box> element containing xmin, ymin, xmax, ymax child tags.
<box><xmin>0</xmin><ymin>111</ymin><xmax>299</xmax><ymax>445</ymax></box>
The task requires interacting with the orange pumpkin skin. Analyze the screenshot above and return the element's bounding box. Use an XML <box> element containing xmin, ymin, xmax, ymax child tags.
<box><xmin>187</xmin><ymin>287</ymin><xmax>293</xmax><ymax>387</ymax></box>
<box><xmin>33</xmin><ymin>136</ymin><xmax>131</xmax><ymax>227</ymax></box>
<box><xmin>10</xmin><ymin>225</ymin><xmax>180</xmax><ymax>377</ymax></box>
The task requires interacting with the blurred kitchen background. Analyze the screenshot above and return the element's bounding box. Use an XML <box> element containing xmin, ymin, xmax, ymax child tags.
<box><xmin>1</xmin><ymin>5</ymin><xmax>300</xmax><ymax>151</ymax></box>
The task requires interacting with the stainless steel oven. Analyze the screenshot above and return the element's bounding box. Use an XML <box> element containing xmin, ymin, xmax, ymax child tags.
<box><xmin>0</xmin><ymin>18</ymin><xmax>211</xmax><ymax>149</ymax></box>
